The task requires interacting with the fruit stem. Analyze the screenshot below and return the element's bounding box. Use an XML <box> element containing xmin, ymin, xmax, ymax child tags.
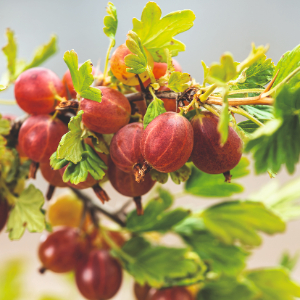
<box><xmin>146</xmin><ymin>65</ymin><xmax>156</xmax><ymax>84</ymax></box>
<box><xmin>29</xmin><ymin>161</ymin><xmax>39</xmax><ymax>179</ymax></box>
<box><xmin>133</xmin><ymin>196</ymin><xmax>144</xmax><ymax>215</ymax></box>
<box><xmin>199</xmin><ymin>83</ymin><xmax>217</xmax><ymax>102</ymax></box>
<box><xmin>92</xmin><ymin>184</ymin><xmax>110</xmax><ymax>204</ymax></box>
<box><xmin>46</xmin><ymin>185</ymin><xmax>55</xmax><ymax>201</ymax></box>
<box><xmin>103</xmin><ymin>40</ymin><xmax>114</xmax><ymax>81</ymax></box>
<box><xmin>202</xmin><ymin>104</ymin><xmax>221</xmax><ymax>118</ymax></box>
<box><xmin>229</xmin><ymin>106</ymin><xmax>264</xmax><ymax>127</ymax></box>
<box><xmin>51</xmin><ymin>110</ymin><xmax>59</xmax><ymax>120</ymax></box>
<box><xmin>227</xmin><ymin>88</ymin><xmax>265</xmax><ymax>95</ymax></box>
<box><xmin>0</xmin><ymin>99</ymin><xmax>16</xmax><ymax>105</ymax></box>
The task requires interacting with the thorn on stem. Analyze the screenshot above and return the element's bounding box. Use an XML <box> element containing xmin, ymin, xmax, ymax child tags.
<box><xmin>29</xmin><ymin>161</ymin><xmax>39</xmax><ymax>179</ymax></box>
<box><xmin>133</xmin><ymin>196</ymin><xmax>144</xmax><ymax>216</ymax></box>
<box><xmin>46</xmin><ymin>184</ymin><xmax>55</xmax><ymax>201</ymax></box>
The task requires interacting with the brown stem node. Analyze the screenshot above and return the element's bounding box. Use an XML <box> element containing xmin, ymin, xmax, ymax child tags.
<box><xmin>223</xmin><ymin>171</ymin><xmax>232</xmax><ymax>183</ymax></box>
<box><xmin>29</xmin><ymin>161</ymin><xmax>39</xmax><ymax>179</ymax></box>
<box><xmin>133</xmin><ymin>196</ymin><xmax>144</xmax><ymax>216</ymax></box>
<box><xmin>135</xmin><ymin>161</ymin><xmax>152</xmax><ymax>183</ymax></box>
<box><xmin>93</xmin><ymin>185</ymin><xmax>110</xmax><ymax>204</ymax></box>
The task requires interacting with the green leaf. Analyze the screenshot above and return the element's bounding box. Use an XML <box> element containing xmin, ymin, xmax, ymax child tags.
<box><xmin>50</xmin><ymin>151</ymin><xmax>68</xmax><ymax>170</ymax></box>
<box><xmin>118</xmin><ymin>237</ymin><xmax>205</xmax><ymax>288</ymax></box>
<box><xmin>2</xmin><ymin>28</ymin><xmax>17</xmax><ymax>82</ymax></box>
<box><xmin>103</xmin><ymin>2</ymin><xmax>118</xmax><ymax>47</ymax></box>
<box><xmin>21</xmin><ymin>35</ymin><xmax>57</xmax><ymax>71</ymax></box>
<box><xmin>201</xmin><ymin>200</ymin><xmax>286</xmax><ymax>246</ymax></box>
<box><xmin>61</xmin><ymin>144</ymin><xmax>107</xmax><ymax>185</ymax></box>
<box><xmin>132</xmin><ymin>2</ymin><xmax>195</xmax><ymax>62</ymax></box>
<box><xmin>238</xmin><ymin>119</ymin><xmax>268</xmax><ymax>134</ymax></box>
<box><xmin>0</xmin><ymin>114</ymin><xmax>11</xmax><ymax>135</ymax></box>
<box><xmin>170</xmin><ymin>164</ymin><xmax>191</xmax><ymax>184</ymax></box>
<box><xmin>197</xmin><ymin>277</ymin><xmax>256</xmax><ymax>300</ymax></box>
<box><xmin>245</xmin><ymin>85</ymin><xmax>300</xmax><ymax>174</ymax></box>
<box><xmin>125</xmin><ymin>31</ymin><xmax>148</xmax><ymax>74</ymax></box>
<box><xmin>57</xmin><ymin>111</ymin><xmax>85</xmax><ymax>164</ymax></box>
<box><xmin>150</xmin><ymin>169</ymin><xmax>169</xmax><ymax>184</ymax></box>
<box><xmin>0</xmin><ymin>259</ymin><xmax>24</xmax><ymax>300</ymax></box>
<box><xmin>185</xmin><ymin>157</ymin><xmax>250</xmax><ymax>198</ymax></box>
<box><xmin>126</xmin><ymin>187</ymin><xmax>189</xmax><ymax>233</ymax></box>
<box><xmin>240</xmin><ymin>105</ymin><xmax>274</xmax><ymax>120</ymax></box>
<box><xmin>208</xmin><ymin>53</ymin><xmax>237</xmax><ymax>85</ymax></box>
<box><xmin>168</xmin><ymin>72</ymin><xmax>191</xmax><ymax>93</ymax></box>
<box><xmin>7</xmin><ymin>184</ymin><xmax>45</xmax><ymax>240</ymax></box>
<box><xmin>273</xmin><ymin>44</ymin><xmax>300</xmax><ymax>90</ymax></box>
<box><xmin>279</xmin><ymin>251</ymin><xmax>299</xmax><ymax>272</ymax></box>
<box><xmin>246</xmin><ymin>268</ymin><xmax>300</xmax><ymax>300</ymax></box>
<box><xmin>230</xmin><ymin>55</ymin><xmax>275</xmax><ymax>93</ymax></box>
<box><xmin>143</xmin><ymin>96</ymin><xmax>166</xmax><ymax>129</ymax></box>
<box><xmin>63</xmin><ymin>50</ymin><xmax>101</xmax><ymax>102</ymax></box>
<box><xmin>250</xmin><ymin>177</ymin><xmax>300</xmax><ymax>222</ymax></box>
<box><xmin>175</xmin><ymin>218</ymin><xmax>248</xmax><ymax>276</ymax></box>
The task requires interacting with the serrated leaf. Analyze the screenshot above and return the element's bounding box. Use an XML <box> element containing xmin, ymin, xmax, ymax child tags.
<box><xmin>57</xmin><ymin>111</ymin><xmax>85</xmax><ymax>164</ymax></box>
<box><xmin>185</xmin><ymin>157</ymin><xmax>250</xmax><ymax>198</ymax></box>
<box><xmin>168</xmin><ymin>72</ymin><xmax>191</xmax><ymax>93</ymax></box>
<box><xmin>175</xmin><ymin>218</ymin><xmax>248</xmax><ymax>276</ymax></box>
<box><xmin>7</xmin><ymin>184</ymin><xmax>45</xmax><ymax>240</ymax></box>
<box><xmin>61</xmin><ymin>144</ymin><xmax>107</xmax><ymax>185</ymax></box>
<box><xmin>197</xmin><ymin>277</ymin><xmax>256</xmax><ymax>300</ymax></box>
<box><xmin>238</xmin><ymin>119</ymin><xmax>268</xmax><ymax>134</ymax></box>
<box><xmin>143</xmin><ymin>97</ymin><xmax>166</xmax><ymax>129</ymax></box>
<box><xmin>50</xmin><ymin>151</ymin><xmax>68</xmax><ymax>170</ymax></box>
<box><xmin>117</xmin><ymin>237</ymin><xmax>204</xmax><ymax>288</ymax></box>
<box><xmin>126</xmin><ymin>187</ymin><xmax>189</xmax><ymax>233</ymax></box>
<box><xmin>2</xmin><ymin>28</ymin><xmax>17</xmax><ymax>82</ymax></box>
<box><xmin>201</xmin><ymin>200</ymin><xmax>285</xmax><ymax>246</ymax></box>
<box><xmin>103</xmin><ymin>2</ymin><xmax>118</xmax><ymax>47</ymax></box>
<box><xmin>150</xmin><ymin>169</ymin><xmax>169</xmax><ymax>184</ymax></box>
<box><xmin>273</xmin><ymin>44</ymin><xmax>300</xmax><ymax>90</ymax></box>
<box><xmin>63</xmin><ymin>50</ymin><xmax>101</xmax><ymax>102</ymax></box>
<box><xmin>132</xmin><ymin>2</ymin><xmax>195</xmax><ymax>62</ymax></box>
<box><xmin>21</xmin><ymin>35</ymin><xmax>57</xmax><ymax>71</ymax></box>
<box><xmin>208</xmin><ymin>53</ymin><xmax>237</xmax><ymax>85</ymax></box>
<box><xmin>125</xmin><ymin>31</ymin><xmax>148</xmax><ymax>74</ymax></box>
<box><xmin>170</xmin><ymin>164</ymin><xmax>191</xmax><ymax>184</ymax></box>
<box><xmin>246</xmin><ymin>268</ymin><xmax>300</xmax><ymax>300</ymax></box>
<box><xmin>245</xmin><ymin>85</ymin><xmax>300</xmax><ymax>175</ymax></box>
<box><xmin>0</xmin><ymin>114</ymin><xmax>11</xmax><ymax>135</ymax></box>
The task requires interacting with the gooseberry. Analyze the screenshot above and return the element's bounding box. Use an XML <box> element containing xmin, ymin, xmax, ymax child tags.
<box><xmin>150</xmin><ymin>287</ymin><xmax>193</xmax><ymax>300</ymax></box>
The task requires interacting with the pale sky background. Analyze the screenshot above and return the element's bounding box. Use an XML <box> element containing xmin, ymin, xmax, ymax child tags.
<box><xmin>1</xmin><ymin>0</ymin><xmax>300</xmax><ymax>299</ymax></box>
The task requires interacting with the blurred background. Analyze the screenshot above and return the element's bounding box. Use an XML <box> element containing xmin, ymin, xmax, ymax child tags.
<box><xmin>1</xmin><ymin>0</ymin><xmax>300</xmax><ymax>299</ymax></box>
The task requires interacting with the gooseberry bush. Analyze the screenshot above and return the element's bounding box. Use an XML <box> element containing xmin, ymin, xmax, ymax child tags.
<box><xmin>1</xmin><ymin>2</ymin><xmax>300</xmax><ymax>300</ymax></box>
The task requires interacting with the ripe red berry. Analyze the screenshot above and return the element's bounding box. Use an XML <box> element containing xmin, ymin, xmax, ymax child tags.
<box><xmin>40</xmin><ymin>162</ymin><xmax>67</xmax><ymax>188</ymax></box>
<box><xmin>14</xmin><ymin>67</ymin><xmax>67</xmax><ymax>115</ymax></box>
<box><xmin>63</xmin><ymin>65</ymin><xmax>100</xmax><ymax>99</ymax></box>
<box><xmin>191</xmin><ymin>112</ymin><xmax>243</xmax><ymax>174</ymax></box>
<box><xmin>110</xmin><ymin>122</ymin><xmax>144</xmax><ymax>173</ymax></box>
<box><xmin>134</xmin><ymin>282</ymin><xmax>151</xmax><ymax>300</ymax></box>
<box><xmin>150</xmin><ymin>287</ymin><xmax>193</xmax><ymax>300</ymax></box>
<box><xmin>80</xmin><ymin>86</ymin><xmax>131</xmax><ymax>134</ymax></box>
<box><xmin>110</xmin><ymin>43</ymin><xmax>154</xmax><ymax>86</ymax></box>
<box><xmin>0</xmin><ymin>199</ymin><xmax>9</xmax><ymax>233</ymax></box>
<box><xmin>140</xmin><ymin>112</ymin><xmax>194</xmax><ymax>173</ymax></box>
<box><xmin>75</xmin><ymin>249</ymin><xmax>122</xmax><ymax>300</ymax></box>
<box><xmin>18</xmin><ymin>115</ymin><xmax>68</xmax><ymax>163</ymax></box>
<box><xmin>38</xmin><ymin>227</ymin><xmax>82</xmax><ymax>273</ymax></box>
<box><xmin>108</xmin><ymin>159</ymin><xmax>155</xmax><ymax>198</ymax></box>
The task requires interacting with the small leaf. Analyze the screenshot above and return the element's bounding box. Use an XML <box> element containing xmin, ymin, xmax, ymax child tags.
<box><xmin>143</xmin><ymin>96</ymin><xmax>166</xmax><ymax>129</ymax></box>
<box><xmin>238</xmin><ymin>119</ymin><xmax>267</xmax><ymax>134</ymax></box>
<box><xmin>63</xmin><ymin>50</ymin><xmax>101</xmax><ymax>102</ymax></box>
<box><xmin>103</xmin><ymin>2</ymin><xmax>118</xmax><ymax>47</ymax></box>
<box><xmin>0</xmin><ymin>114</ymin><xmax>11</xmax><ymax>135</ymax></box>
<box><xmin>240</xmin><ymin>105</ymin><xmax>274</xmax><ymax>120</ymax></box>
<box><xmin>279</xmin><ymin>251</ymin><xmax>299</xmax><ymax>272</ymax></box>
<box><xmin>7</xmin><ymin>184</ymin><xmax>45</xmax><ymax>240</ymax></box>
<box><xmin>150</xmin><ymin>169</ymin><xmax>169</xmax><ymax>184</ymax></box>
<box><xmin>168</xmin><ymin>72</ymin><xmax>191</xmax><ymax>93</ymax></box>
<box><xmin>246</xmin><ymin>268</ymin><xmax>300</xmax><ymax>300</ymax></box>
<box><xmin>170</xmin><ymin>164</ymin><xmax>191</xmax><ymax>184</ymax></box>
<box><xmin>132</xmin><ymin>2</ymin><xmax>195</xmax><ymax>62</ymax></box>
<box><xmin>201</xmin><ymin>200</ymin><xmax>286</xmax><ymax>246</ymax></box>
<box><xmin>2</xmin><ymin>28</ymin><xmax>17</xmax><ymax>82</ymax></box>
<box><xmin>125</xmin><ymin>31</ymin><xmax>148</xmax><ymax>74</ymax></box>
<box><xmin>185</xmin><ymin>157</ymin><xmax>250</xmax><ymax>198</ymax></box>
<box><xmin>116</xmin><ymin>237</ymin><xmax>205</xmax><ymax>288</ymax></box>
<box><xmin>22</xmin><ymin>35</ymin><xmax>57</xmax><ymax>71</ymax></box>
